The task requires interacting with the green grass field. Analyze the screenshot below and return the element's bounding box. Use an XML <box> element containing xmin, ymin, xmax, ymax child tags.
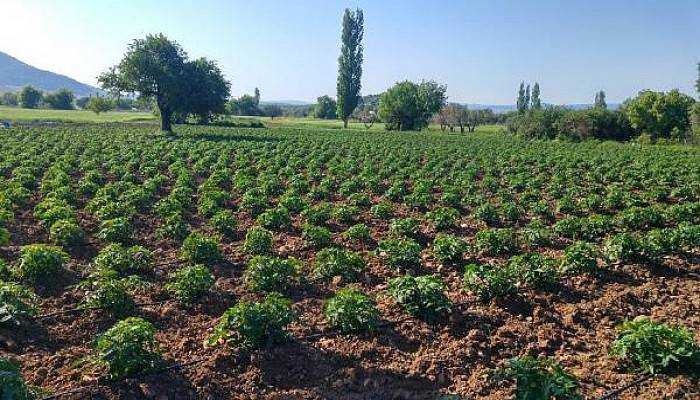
<box><xmin>0</xmin><ymin>106</ymin><xmax>156</xmax><ymax>124</ymax></box>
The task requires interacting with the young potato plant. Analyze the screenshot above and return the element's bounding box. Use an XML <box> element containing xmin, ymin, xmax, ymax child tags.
<box><xmin>0</xmin><ymin>358</ymin><xmax>36</xmax><ymax>400</ymax></box>
<box><xmin>386</xmin><ymin>275</ymin><xmax>450</xmax><ymax>322</ymax></box>
<box><xmin>245</xmin><ymin>256</ymin><xmax>301</xmax><ymax>293</ymax></box>
<box><xmin>244</xmin><ymin>226</ymin><xmax>274</xmax><ymax>256</ymax></box>
<box><xmin>342</xmin><ymin>223</ymin><xmax>372</xmax><ymax>243</ymax></box>
<box><xmin>426</xmin><ymin>207</ymin><xmax>459</xmax><ymax>231</ymax></box>
<box><xmin>181</xmin><ymin>232</ymin><xmax>221</xmax><ymax>264</ymax></box>
<box><xmin>375</xmin><ymin>238</ymin><xmax>422</xmax><ymax>270</ymax></box>
<box><xmin>314</xmin><ymin>248</ymin><xmax>366</xmax><ymax>281</ymax></box>
<box><xmin>432</xmin><ymin>234</ymin><xmax>468</xmax><ymax>264</ymax></box>
<box><xmin>210</xmin><ymin>209</ymin><xmax>237</xmax><ymax>236</ymax></box>
<box><xmin>389</xmin><ymin>217</ymin><xmax>422</xmax><ymax>239</ymax></box>
<box><xmin>256</xmin><ymin>207</ymin><xmax>291</xmax><ymax>231</ymax></box>
<box><xmin>0</xmin><ymin>280</ymin><xmax>38</xmax><ymax>326</ymax></box>
<box><xmin>302</xmin><ymin>223</ymin><xmax>333</xmax><ymax>250</ymax></box>
<box><xmin>82</xmin><ymin>273</ymin><xmax>142</xmax><ymax>317</ymax></box>
<box><xmin>561</xmin><ymin>241</ymin><xmax>599</xmax><ymax>275</ymax></box>
<box><xmin>506</xmin><ymin>254</ymin><xmax>560</xmax><ymax>289</ymax></box>
<box><xmin>324</xmin><ymin>287</ymin><xmax>380</xmax><ymax>334</ymax></box>
<box><xmin>97</xmin><ymin>216</ymin><xmax>133</xmax><ymax>243</ymax></box>
<box><xmin>610</xmin><ymin>317</ymin><xmax>700</xmax><ymax>374</ymax></box>
<box><xmin>492</xmin><ymin>356</ymin><xmax>582</xmax><ymax>400</ymax></box>
<box><xmin>49</xmin><ymin>219</ymin><xmax>85</xmax><ymax>246</ymax></box>
<box><xmin>208</xmin><ymin>293</ymin><xmax>297</xmax><ymax>350</ymax></box>
<box><xmin>17</xmin><ymin>244</ymin><xmax>68</xmax><ymax>284</ymax></box>
<box><xmin>463</xmin><ymin>263</ymin><xmax>518</xmax><ymax>301</ymax></box>
<box><xmin>474</xmin><ymin>228</ymin><xmax>519</xmax><ymax>256</ymax></box>
<box><xmin>92</xmin><ymin>243</ymin><xmax>152</xmax><ymax>275</ymax></box>
<box><xmin>165</xmin><ymin>264</ymin><xmax>215</xmax><ymax>304</ymax></box>
<box><xmin>95</xmin><ymin>317</ymin><xmax>161</xmax><ymax>380</ymax></box>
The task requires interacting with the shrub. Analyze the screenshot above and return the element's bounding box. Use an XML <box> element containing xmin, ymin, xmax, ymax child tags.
<box><xmin>314</xmin><ymin>248</ymin><xmax>366</xmax><ymax>281</ymax></box>
<box><xmin>432</xmin><ymin>234</ymin><xmax>468</xmax><ymax>264</ymax></box>
<box><xmin>474</xmin><ymin>228</ymin><xmax>519</xmax><ymax>256</ymax></box>
<box><xmin>181</xmin><ymin>232</ymin><xmax>221</xmax><ymax>264</ymax></box>
<box><xmin>492</xmin><ymin>357</ymin><xmax>582</xmax><ymax>400</ymax></box>
<box><xmin>0</xmin><ymin>227</ymin><xmax>9</xmax><ymax>246</ymax></box>
<box><xmin>245</xmin><ymin>256</ymin><xmax>301</xmax><ymax>293</ymax></box>
<box><xmin>49</xmin><ymin>219</ymin><xmax>85</xmax><ymax>246</ymax></box>
<box><xmin>386</xmin><ymin>275</ymin><xmax>450</xmax><ymax>321</ymax></box>
<box><xmin>610</xmin><ymin>317</ymin><xmax>700</xmax><ymax>374</ymax></box>
<box><xmin>92</xmin><ymin>244</ymin><xmax>152</xmax><ymax>275</ymax></box>
<box><xmin>507</xmin><ymin>254</ymin><xmax>560</xmax><ymax>289</ymax></box>
<box><xmin>376</xmin><ymin>238</ymin><xmax>422</xmax><ymax>270</ymax></box>
<box><xmin>302</xmin><ymin>223</ymin><xmax>333</xmax><ymax>249</ymax></box>
<box><xmin>342</xmin><ymin>223</ymin><xmax>372</xmax><ymax>243</ymax></box>
<box><xmin>463</xmin><ymin>263</ymin><xmax>518</xmax><ymax>301</ymax></box>
<box><xmin>256</xmin><ymin>207</ymin><xmax>291</xmax><ymax>230</ymax></box>
<box><xmin>210</xmin><ymin>209</ymin><xmax>237</xmax><ymax>236</ymax></box>
<box><xmin>96</xmin><ymin>317</ymin><xmax>161</xmax><ymax>380</ymax></box>
<box><xmin>603</xmin><ymin>233</ymin><xmax>641</xmax><ymax>264</ymax></box>
<box><xmin>17</xmin><ymin>244</ymin><xmax>67</xmax><ymax>283</ymax></box>
<box><xmin>165</xmin><ymin>264</ymin><xmax>215</xmax><ymax>304</ymax></box>
<box><xmin>208</xmin><ymin>293</ymin><xmax>297</xmax><ymax>350</ymax></box>
<box><xmin>426</xmin><ymin>207</ymin><xmax>459</xmax><ymax>231</ymax></box>
<box><xmin>0</xmin><ymin>280</ymin><xmax>37</xmax><ymax>326</ymax></box>
<box><xmin>97</xmin><ymin>217</ymin><xmax>132</xmax><ymax>243</ymax></box>
<box><xmin>244</xmin><ymin>227</ymin><xmax>274</xmax><ymax>256</ymax></box>
<box><xmin>370</xmin><ymin>201</ymin><xmax>393</xmax><ymax>219</ymax></box>
<box><xmin>0</xmin><ymin>358</ymin><xmax>36</xmax><ymax>400</ymax></box>
<box><xmin>561</xmin><ymin>241</ymin><xmax>599</xmax><ymax>275</ymax></box>
<box><xmin>324</xmin><ymin>288</ymin><xmax>380</xmax><ymax>334</ymax></box>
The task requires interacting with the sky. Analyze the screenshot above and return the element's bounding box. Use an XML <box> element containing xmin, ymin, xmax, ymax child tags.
<box><xmin>0</xmin><ymin>0</ymin><xmax>698</xmax><ymax>104</ymax></box>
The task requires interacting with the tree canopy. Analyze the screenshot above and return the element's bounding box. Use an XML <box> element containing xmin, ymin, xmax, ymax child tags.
<box><xmin>19</xmin><ymin>86</ymin><xmax>42</xmax><ymax>109</ymax></box>
<box><xmin>99</xmin><ymin>33</ymin><xmax>230</xmax><ymax>131</ymax></box>
<box><xmin>378</xmin><ymin>80</ymin><xmax>447</xmax><ymax>131</ymax></box>
<box><xmin>623</xmin><ymin>89</ymin><xmax>695</xmax><ymax>140</ymax></box>
<box><xmin>314</xmin><ymin>95</ymin><xmax>337</xmax><ymax>119</ymax></box>
<box><xmin>43</xmin><ymin>88</ymin><xmax>75</xmax><ymax>110</ymax></box>
<box><xmin>336</xmin><ymin>8</ymin><xmax>364</xmax><ymax>128</ymax></box>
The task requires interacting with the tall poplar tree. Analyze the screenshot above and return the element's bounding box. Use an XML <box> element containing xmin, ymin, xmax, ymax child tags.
<box><xmin>516</xmin><ymin>82</ymin><xmax>526</xmax><ymax>113</ymax></box>
<box><xmin>336</xmin><ymin>8</ymin><xmax>364</xmax><ymax>129</ymax></box>
<box><xmin>531</xmin><ymin>82</ymin><xmax>541</xmax><ymax>110</ymax></box>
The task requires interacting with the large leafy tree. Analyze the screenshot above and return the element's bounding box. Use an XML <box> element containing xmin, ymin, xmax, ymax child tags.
<box><xmin>624</xmin><ymin>89</ymin><xmax>695</xmax><ymax>140</ymax></box>
<box><xmin>594</xmin><ymin>90</ymin><xmax>607</xmax><ymax>109</ymax></box>
<box><xmin>176</xmin><ymin>57</ymin><xmax>230</xmax><ymax>124</ymax></box>
<box><xmin>43</xmin><ymin>88</ymin><xmax>75</xmax><ymax>110</ymax></box>
<box><xmin>19</xmin><ymin>86</ymin><xmax>42</xmax><ymax>109</ymax></box>
<box><xmin>313</xmin><ymin>95</ymin><xmax>337</xmax><ymax>119</ymax></box>
<box><xmin>336</xmin><ymin>8</ymin><xmax>364</xmax><ymax>129</ymax></box>
<box><xmin>228</xmin><ymin>94</ymin><xmax>261</xmax><ymax>116</ymax></box>
<box><xmin>378</xmin><ymin>80</ymin><xmax>447</xmax><ymax>131</ymax></box>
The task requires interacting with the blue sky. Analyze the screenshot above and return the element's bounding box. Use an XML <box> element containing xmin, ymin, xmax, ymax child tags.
<box><xmin>1</xmin><ymin>0</ymin><xmax>698</xmax><ymax>104</ymax></box>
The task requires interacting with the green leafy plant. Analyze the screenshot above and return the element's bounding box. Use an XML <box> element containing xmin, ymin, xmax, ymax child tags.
<box><xmin>324</xmin><ymin>288</ymin><xmax>380</xmax><ymax>333</ymax></box>
<box><xmin>302</xmin><ymin>223</ymin><xmax>332</xmax><ymax>249</ymax></box>
<box><xmin>244</xmin><ymin>226</ymin><xmax>274</xmax><ymax>255</ymax></box>
<box><xmin>389</xmin><ymin>217</ymin><xmax>422</xmax><ymax>239</ymax></box>
<box><xmin>208</xmin><ymin>293</ymin><xmax>297</xmax><ymax>350</ymax></box>
<box><xmin>475</xmin><ymin>228</ymin><xmax>519</xmax><ymax>256</ymax></box>
<box><xmin>210</xmin><ymin>209</ymin><xmax>237</xmax><ymax>236</ymax></box>
<box><xmin>492</xmin><ymin>356</ymin><xmax>582</xmax><ymax>400</ymax></box>
<box><xmin>97</xmin><ymin>217</ymin><xmax>133</xmax><ymax>243</ymax></box>
<box><xmin>342</xmin><ymin>223</ymin><xmax>372</xmax><ymax>243</ymax></box>
<box><xmin>256</xmin><ymin>207</ymin><xmax>291</xmax><ymax>230</ymax></box>
<box><xmin>0</xmin><ymin>280</ymin><xmax>37</xmax><ymax>326</ymax></box>
<box><xmin>561</xmin><ymin>241</ymin><xmax>599</xmax><ymax>275</ymax></box>
<box><xmin>181</xmin><ymin>232</ymin><xmax>221</xmax><ymax>264</ymax></box>
<box><xmin>165</xmin><ymin>264</ymin><xmax>215</xmax><ymax>304</ymax></box>
<box><xmin>603</xmin><ymin>233</ymin><xmax>642</xmax><ymax>264</ymax></box>
<box><xmin>17</xmin><ymin>244</ymin><xmax>67</xmax><ymax>284</ymax></box>
<box><xmin>245</xmin><ymin>255</ymin><xmax>301</xmax><ymax>293</ymax></box>
<box><xmin>313</xmin><ymin>248</ymin><xmax>366</xmax><ymax>281</ymax></box>
<box><xmin>506</xmin><ymin>254</ymin><xmax>560</xmax><ymax>289</ymax></box>
<box><xmin>82</xmin><ymin>275</ymin><xmax>139</xmax><ymax>316</ymax></box>
<box><xmin>376</xmin><ymin>238</ymin><xmax>422</xmax><ymax>270</ymax></box>
<box><xmin>370</xmin><ymin>201</ymin><xmax>393</xmax><ymax>219</ymax></box>
<box><xmin>463</xmin><ymin>262</ymin><xmax>518</xmax><ymax>301</ymax></box>
<box><xmin>426</xmin><ymin>207</ymin><xmax>459</xmax><ymax>231</ymax></box>
<box><xmin>92</xmin><ymin>243</ymin><xmax>152</xmax><ymax>275</ymax></box>
<box><xmin>49</xmin><ymin>219</ymin><xmax>85</xmax><ymax>246</ymax></box>
<box><xmin>386</xmin><ymin>275</ymin><xmax>450</xmax><ymax>321</ymax></box>
<box><xmin>432</xmin><ymin>234</ymin><xmax>468</xmax><ymax>264</ymax></box>
<box><xmin>0</xmin><ymin>358</ymin><xmax>36</xmax><ymax>400</ymax></box>
<box><xmin>610</xmin><ymin>317</ymin><xmax>700</xmax><ymax>374</ymax></box>
<box><xmin>95</xmin><ymin>317</ymin><xmax>161</xmax><ymax>380</ymax></box>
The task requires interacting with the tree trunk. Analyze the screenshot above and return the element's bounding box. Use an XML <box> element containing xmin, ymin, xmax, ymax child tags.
<box><xmin>161</xmin><ymin>109</ymin><xmax>172</xmax><ymax>132</ymax></box>
<box><xmin>343</xmin><ymin>118</ymin><xmax>348</xmax><ymax>129</ymax></box>
<box><xmin>460</xmin><ymin>125</ymin><xmax>464</xmax><ymax>133</ymax></box>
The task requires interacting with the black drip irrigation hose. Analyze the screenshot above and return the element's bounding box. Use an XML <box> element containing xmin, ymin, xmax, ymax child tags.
<box><xmin>595</xmin><ymin>373</ymin><xmax>654</xmax><ymax>400</ymax></box>
<box><xmin>36</xmin><ymin>300</ymin><xmax>173</xmax><ymax>319</ymax></box>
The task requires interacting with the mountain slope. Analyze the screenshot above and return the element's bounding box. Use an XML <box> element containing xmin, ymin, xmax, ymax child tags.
<box><xmin>0</xmin><ymin>51</ymin><xmax>100</xmax><ymax>97</ymax></box>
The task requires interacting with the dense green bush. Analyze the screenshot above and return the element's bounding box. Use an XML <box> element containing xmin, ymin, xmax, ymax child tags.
<box><xmin>244</xmin><ymin>227</ymin><xmax>274</xmax><ymax>255</ymax></box>
<box><xmin>92</xmin><ymin>243</ymin><xmax>152</xmax><ymax>275</ymax></box>
<box><xmin>0</xmin><ymin>358</ymin><xmax>36</xmax><ymax>400</ymax></box>
<box><xmin>181</xmin><ymin>232</ymin><xmax>221</xmax><ymax>264</ymax></box>
<box><xmin>49</xmin><ymin>219</ymin><xmax>85</xmax><ymax>246</ymax></box>
<box><xmin>245</xmin><ymin>255</ymin><xmax>301</xmax><ymax>293</ymax></box>
<box><xmin>302</xmin><ymin>223</ymin><xmax>332</xmax><ymax>249</ymax></box>
<box><xmin>342</xmin><ymin>223</ymin><xmax>372</xmax><ymax>243</ymax></box>
<box><xmin>208</xmin><ymin>293</ymin><xmax>297</xmax><ymax>349</ymax></box>
<box><xmin>0</xmin><ymin>280</ymin><xmax>37</xmax><ymax>326</ymax></box>
<box><xmin>432</xmin><ymin>234</ymin><xmax>468</xmax><ymax>264</ymax></box>
<box><xmin>386</xmin><ymin>275</ymin><xmax>450</xmax><ymax>321</ymax></box>
<box><xmin>165</xmin><ymin>264</ymin><xmax>215</xmax><ymax>303</ymax></box>
<box><xmin>97</xmin><ymin>217</ymin><xmax>133</xmax><ymax>243</ymax></box>
<box><xmin>210</xmin><ymin>209</ymin><xmax>237</xmax><ymax>236</ymax></box>
<box><xmin>314</xmin><ymin>248</ymin><xmax>366</xmax><ymax>281</ymax></box>
<box><xmin>256</xmin><ymin>207</ymin><xmax>291</xmax><ymax>230</ymax></box>
<box><xmin>96</xmin><ymin>317</ymin><xmax>161</xmax><ymax>380</ymax></box>
<box><xmin>610</xmin><ymin>317</ymin><xmax>700</xmax><ymax>373</ymax></box>
<box><xmin>492</xmin><ymin>356</ymin><xmax>582</xmax><ymax>400</ymax></box>
<box><xmin>376</xmin><ymin>238</ymin><xmax>422</xmax><ymax>270</ymax></box>
<box><xmin>324</xmin><ymin>288</ymin><xmax>380</xmax><ymax>333</ymax></box>
<box><xmin>17</xmin><ymin>244</ymin><xmax>67</xmax><ymax>283</ymax></box>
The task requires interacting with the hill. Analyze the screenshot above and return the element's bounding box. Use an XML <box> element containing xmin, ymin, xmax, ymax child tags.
<box><xmin>0</xmin><ymin>51</ymin><xmax>101</xmax><ymax>97</ymax></box>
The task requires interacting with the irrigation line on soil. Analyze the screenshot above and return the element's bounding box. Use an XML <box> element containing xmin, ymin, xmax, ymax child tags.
<box><xmin>594</xmin><ymin>373</ymin><xmax>654</xmax><ymax>400</ymax></box>
<box><xmin>36</xmin><ymin>300</ymin><xmax>174</xmax><ymax>319</ymax></box>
